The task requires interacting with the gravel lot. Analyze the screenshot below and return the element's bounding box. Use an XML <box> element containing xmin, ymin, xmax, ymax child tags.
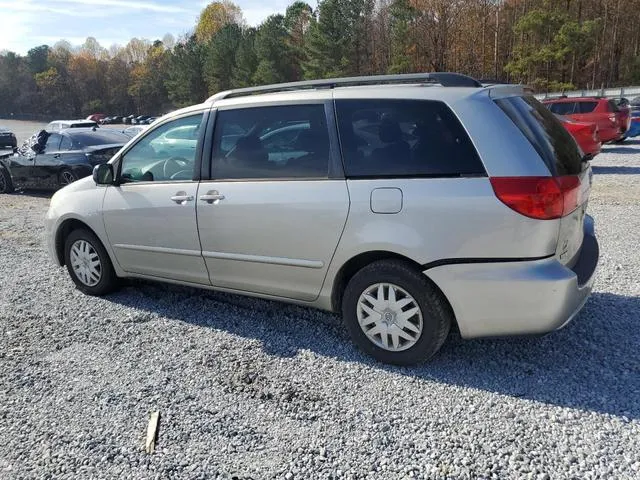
<box><xmin>0</xmin><ymin>135</ymin><xmax>639</xmax><ymax>479</ymax></box>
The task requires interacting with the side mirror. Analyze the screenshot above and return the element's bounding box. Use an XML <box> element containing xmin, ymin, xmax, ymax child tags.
<box><xmin>93</xmin><ymin>163</ymin><xmax>114</xmax><ymax>185</ymax></box>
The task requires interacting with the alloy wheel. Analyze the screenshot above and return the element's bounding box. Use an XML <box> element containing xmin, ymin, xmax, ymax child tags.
<box><xmin>61</xmin><ymin>171</ymin><xmax>76</xmax><ymax>185</ymax></box>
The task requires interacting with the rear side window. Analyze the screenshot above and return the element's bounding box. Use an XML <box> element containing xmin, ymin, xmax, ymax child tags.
<box><xmin>546</xmin><ymin>102</ymin><xmax>577</xmax><ymax>115</ymax></box>
<box><xmin>335</xmin><ymin>99</ymin><xmax>484</xmax><ymax>177</ymax></box>
<box><xmin>496</xmin><ymin>96</ymin><xmax>583</xmax><ymax>175</ymax></box>
<box><xmin>546</xmin><ymin>101</ymin><xmax>598</xmax><ymax>115</ymax></box>
<box><xmin>578</xmin><ymin>101</ymin><xmax>598</xmax><ymax>113</ymax></box>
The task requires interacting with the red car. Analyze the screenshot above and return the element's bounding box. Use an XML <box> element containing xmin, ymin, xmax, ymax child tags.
<box><xmin>86</xmin><ymin>113</ymin><xmax>107</xmax><ymax>122</ymax></box>
<box><xmin>543</xmin><ymin>97</ymin><xmax>624</xmax><ymax>143</ymax></box>
<box><xmin>556</xmin><ymin>115</ymin><xmax>601</xmax><ymax>160</ymax></box>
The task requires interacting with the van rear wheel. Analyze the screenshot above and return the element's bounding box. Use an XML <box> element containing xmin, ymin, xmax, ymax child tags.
<box><xmin>341</xmin><ymin>260</ymin><xmax>452</xmax><ymax>365</ymax></box>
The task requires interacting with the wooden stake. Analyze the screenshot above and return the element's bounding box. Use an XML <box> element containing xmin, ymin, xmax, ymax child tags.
<box><xmin>145</xmin><ymin>411</ymin><xmax>160</xmax><ymax>454</ymax></box>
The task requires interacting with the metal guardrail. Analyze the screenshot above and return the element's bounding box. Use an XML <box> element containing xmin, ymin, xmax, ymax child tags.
<box><xmin>534</xmin><ymin>86</ymin><xmax>640</xmax><ymax>100</ymax></box>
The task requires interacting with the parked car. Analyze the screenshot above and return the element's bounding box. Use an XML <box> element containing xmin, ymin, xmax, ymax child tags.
<box><xmin>613</xmin><ymin>98</ymin><xmax>632</xmax><ymax>139</ymax></box>
<box><xmin>543</xmin><ymin>97</ymin><xmax>625</xmax><ymax>143</ymax></box>
<box><xmin>122</xmin><ymin>125</ymin><xmax>149</xmax><ymax>137</ymax></box>
<box><xmin>0</xmin><ymin>126</ymin><xmax>17</xmax><ymax>151</ymax></box>
<box><xmin>556</xmin><ymin>115</ymin><xmax>601</xmax><ymax>159</ymax></box>
<box><xmin>143</xmin><ymin>117</ymin><xmax>157</xmax><ymax>125</ymax></box>
<box><xmin>132</xmin><ymin>115</ymin><xmax>150</xmax><ymax>125</ymax></box>
<box><xmin>86</xmin><ymin>113</ymin><xmax>107</xmax><ymax>123</ymax></box>
<box><xmin>47</xmin><ymin>120</ymin><xmax>98</xmax><ymax>132</ymax></box>
<box><xmin>44</xmin><ymin>73</ymin><xmax>599</xmax><ymax>365</ymax></box>
<box><xmin>629</xmin><ymin>96</ymin><xmax>640</xmax><ymax>111</ymax></box>
<box><xmin>124</xmin><ymin>115</ymin><xmax>136</xmax><ymax>125</ymax></box>
<box><xmin>626</xmin><ymin>110</ymin><xmax>640</xmax><ymax>138</ymax></box>
<box><xmin>0</xmin><ymin>128</ymin><xmax>128</xmax><ymax>193</ymax></box>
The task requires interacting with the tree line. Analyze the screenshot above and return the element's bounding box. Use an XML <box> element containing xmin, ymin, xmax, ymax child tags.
<box><xmin>2</xmin><ymin>0</ymin><xmax>640</xmax><ymax>118</ymax></box>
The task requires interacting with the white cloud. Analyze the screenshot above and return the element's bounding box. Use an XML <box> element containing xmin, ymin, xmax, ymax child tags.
<box><xmin>0</xmin><ymin>0</ymin><xmax>301</xmax><ymax>54</ymax></box>
<box><xmin>57</xmin><ymin>0</ymin><xmax>188</xmax><ymax>13</ymax></box>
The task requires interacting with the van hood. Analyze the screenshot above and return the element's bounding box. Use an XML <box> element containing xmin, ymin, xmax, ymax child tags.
<box><xmin>52</xmin><ymin>175</ymin><xmax>96</xmax><ymax>201</ymax></box>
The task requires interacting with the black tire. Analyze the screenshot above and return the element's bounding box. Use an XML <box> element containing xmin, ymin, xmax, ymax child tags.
<box><xmin>614</xmin><ymin>137</ymin><xmax>626</xmax><ymax>144</ymax></box>
<box><xmin>341</xmin><ymin>260</ymin><xmax>452</xmax><ymax>366</ymax></box>
<box><xmin>64</xmin><ymin>228</ymin><xmax>118</xmax><ymax>296</ymax></box>
<box><xmin>59</xmin><ymin>168</ymin><xmax>78</xmax><ymax>187</ymax></box>
<box><xmin>0</xmin><ymin>166</ymin><xmax>14</xmax><ymax>194</ymax></box>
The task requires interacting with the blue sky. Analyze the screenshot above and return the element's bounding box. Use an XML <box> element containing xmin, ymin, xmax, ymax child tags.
<box><xmin>0</xmin><ymin>0</ymin><xmax>296</xmax><ymax>54</ymax></box>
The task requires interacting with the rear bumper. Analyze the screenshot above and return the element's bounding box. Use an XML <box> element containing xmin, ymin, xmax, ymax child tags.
<box><xmin>426</xmin><ymin>216</ymin><xmax>599</xmax><ymax>339</ymax></box>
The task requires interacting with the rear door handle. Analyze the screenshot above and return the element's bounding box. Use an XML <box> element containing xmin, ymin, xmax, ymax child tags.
<box><xmin>170</xmin><ymin>192</ymin><xmax>194</xmax><ymax>204</ymax></box>
<box><xmin>199</xmin><ymin>190</ymin><xmax>225</xmax><ymax>204</ymax></box>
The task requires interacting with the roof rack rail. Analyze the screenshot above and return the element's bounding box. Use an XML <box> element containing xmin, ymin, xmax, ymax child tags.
<box><xmin>206</xmin><ymin>72</ymin><xmax>482</xmax><ymax>102</ymax></box>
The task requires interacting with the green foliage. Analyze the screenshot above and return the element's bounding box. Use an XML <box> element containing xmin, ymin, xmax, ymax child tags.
<box><xmin>203</xmin><ymin>23</ymin><xmax>242</xmax><ymax>94</ymax></box>
<box><xmin>26</xmin><ymin>46</ymin><xmax>50</xmax><ymax>74</ymax></box>
<box><xmin>303</xmin><ymin>0</ymin><xmax>352</xmax><ymax>78</ymax></box>
<box><xmin>165</xmin><ymin>35</ymin><xmax>208</xmax><ymax>106</ymax></box>
<box><xmin>388</xmin><ymin>0</ymin><xmax>415</xmax><ymax>74</ymax></box>
<box><xmin>232</xmin><ymin>29</ymin><xmax>259</xmax><ymax>88</ymax></box>
<box><xmin>254</xmin><ymin>15</ymin><xmax>294</xmax><ymax>84</ymax></box>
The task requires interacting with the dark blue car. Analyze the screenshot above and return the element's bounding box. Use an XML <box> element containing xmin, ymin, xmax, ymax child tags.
<box><xmin>0</xmin><ymin>128</ymin><xmax>128</xmax><ymax>193</ymax></box>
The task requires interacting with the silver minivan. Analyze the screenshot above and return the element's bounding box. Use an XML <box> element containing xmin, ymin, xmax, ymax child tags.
<box><xmin>44</xmin><ymin>73</ymin><xmax>599</xmax><ymax>365</ymax></box>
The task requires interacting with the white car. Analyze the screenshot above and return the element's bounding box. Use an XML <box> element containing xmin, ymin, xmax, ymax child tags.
<box><xmin>46</xmin><ymin>120</ymin><xmax>98</xmax><ymax>132</ymax></box>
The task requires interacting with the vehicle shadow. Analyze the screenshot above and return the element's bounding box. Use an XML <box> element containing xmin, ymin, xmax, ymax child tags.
<box><xmin>601</xmin><ymin>146</ymin><xmax>640</xmax><ymax>155</ymax></box>
<box><xmin>7</xmin><ymin>189</ymin><xmax>53</xmax><ymax>199</ymax></box>
<box><xmin>107</xmin><ymin>283</ymin><xmax>639</xmax><ymax>420</ymax></box>
<box><xmin>592</xmin><ymin>165</ymin><xmax>640</xmax><ymax>175</ymax></box>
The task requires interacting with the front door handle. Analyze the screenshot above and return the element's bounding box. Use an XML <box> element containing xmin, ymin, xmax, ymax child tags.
<box><xmin>170</xmin><ymin>192</ymin><xmax>194</xmax><ymax>204</ymax></box>
<box><xmin>53</xmin><ymin>153</ymin><xmax>61</xmax><ymax>159</ymax></box>
<box><xmin>199</xmin><ymin>190</ymin><xmax>225</xmax><ymax>204</ymax></box>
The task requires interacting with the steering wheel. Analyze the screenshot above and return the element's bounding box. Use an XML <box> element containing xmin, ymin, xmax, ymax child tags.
<box><xmin>162</xmin><ymin>156</ymin><xmax>188</xmax><ymax>179</ymax></box>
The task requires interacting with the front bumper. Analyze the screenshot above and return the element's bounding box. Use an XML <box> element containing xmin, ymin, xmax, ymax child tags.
<box><xmin>44</xmin><ymin>206</ymin><xmax>62</xmax><ymax>266</ymax></box>
<box><xmin>426</xmin><ymin>216</ymin><xmax>599</xmax><ymax>339</ymax></box>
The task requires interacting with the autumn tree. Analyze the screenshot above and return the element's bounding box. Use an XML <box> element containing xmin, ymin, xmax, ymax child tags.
<box><xmin>195</xmin><ymin>1</ymin><xmax>244</xmax><ymax>43</ymax></box>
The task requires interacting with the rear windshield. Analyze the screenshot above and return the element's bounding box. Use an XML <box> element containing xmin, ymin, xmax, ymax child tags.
<box><xmin>496</xmin><ymin>96</ymin><xmax>583</xmax><ymax>175</ymax></box>
<box><xmin>67</xmin><ymin>130</ymin><xmax>129</xmax><ymax>147</ymax></box>
<box><xmin>546</xmin><ymin>101</ymin><xmax>597</xmax><ymax>115</ymax></box>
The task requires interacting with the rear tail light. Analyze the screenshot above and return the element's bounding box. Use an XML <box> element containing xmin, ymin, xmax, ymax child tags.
<box><xmin>490</xmin><ymin>176</ymin><xmax>581</xmax><ymax>220</ymax></box>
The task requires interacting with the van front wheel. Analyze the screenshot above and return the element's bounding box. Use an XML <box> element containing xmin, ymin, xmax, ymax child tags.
<box><xmin>64</xmin><ymin>229</ymin><xmax>118</xmax><ymax>296</ymax></box>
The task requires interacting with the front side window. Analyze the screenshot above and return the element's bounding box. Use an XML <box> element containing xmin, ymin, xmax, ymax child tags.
<box><xmin>335</xmin><ymin>99</ymin><xmax>484</xmax><ymax>177</ymax></box>
<box><xmin>212</xmin><ymin>105</ymin><xmax>329</xmax><ymax>179</ymax></box>
<box><xmin>119</xmin><ymin>113</ymin><xmax>203</xmax><ymax>183</ymax></box>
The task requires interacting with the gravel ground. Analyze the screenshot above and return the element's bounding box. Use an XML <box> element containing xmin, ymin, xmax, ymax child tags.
<box><xmin>1</xmin><ymin>140</ymin><xmax>639</xmax><ymax>480</ymax></box>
